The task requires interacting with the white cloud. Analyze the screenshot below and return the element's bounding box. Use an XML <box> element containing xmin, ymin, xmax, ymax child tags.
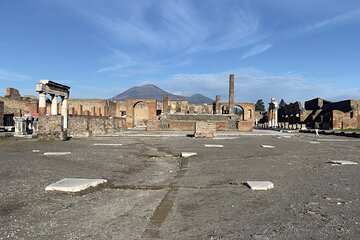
<box><xmin>0</xmin><ymin>68</ymin><xmax>31</xmax><ymax>82</ymax></box>
<box><xmin>159</xmin><ymin>68</ymin><xmax>359</xmax><ymax>104</ymax></box>
<box><xmin>299</xmin><ymin>9</ymin><xmax>360</xmax><ymax>34</ymax></box>
<box><xmin>240</xmin><ymin>43</ymin><xmax>272</xmax><ymax>60</ymax></box>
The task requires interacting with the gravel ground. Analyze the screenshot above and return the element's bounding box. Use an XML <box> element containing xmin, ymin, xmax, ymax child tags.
<box><xmin>0</xmin><ymin>130</ymin><xmax>359</xmax><ymax>239</ymax></box>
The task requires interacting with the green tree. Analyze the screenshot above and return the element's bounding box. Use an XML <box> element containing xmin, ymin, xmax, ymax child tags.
<box><xmin>255</xmin><ymin>99</ymin><xmax>265</xmax><ymax>111</ymax></box>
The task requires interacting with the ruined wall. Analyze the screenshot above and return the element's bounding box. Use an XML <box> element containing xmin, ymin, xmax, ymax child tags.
<box><xmin>125</xmin><ymin>98</ymin><xmax>157</xmax><ymax>128</ymax></box>
<box><xmin>68</xmin><ymin>99</ymin><xmax>118</xmax><ymax>117</ymax></box>
<box><xmin>38</xmin><ymin>115</ymin><xmax>64</xmax><ymax>140</ymax></box>
<box><xmin>147</xmin><ymin>120</ymin><xmax>161</xmax><ymax>131</ymax></box>
<box><xmin>5</xmin><ymin>88</ymin><xmax>22</xmax><ymax>100</ymax></box>
<box><xmin>237</xmin><ymin>121</ymin><xmax>253</xmax><ymax>132</ymax></box>
<box><xmin>157</xmin><ymin>114</ymin><xmax>249</xmax><ymax>131</ymax></box>
<box><xmin>332</xmin><ymin>110</ymin><xmax>360</xmax><ymax>130</ymax></box>
<box><xmin>169</xmin><ymin>100</ymin><xmax>189</xmax><ymax>114</ymax></box>
<box><xmin>67</xmin><ymin>116</ymin><xmax>125</xmax><ymax>137</ymax></box>
<box><xmin>234</xmin><ymin>102</ymin><xmax>255</xmax><ymax>122</ymax></box>
<box><xmin>0</xmin><ymin>100</ymin><xmax>4</xmax><ymax>125</ymax></box>
<box><xmin>195</xmin><ymin>121</ymin><xmax>216</xmax><ymax>138</ymax></box>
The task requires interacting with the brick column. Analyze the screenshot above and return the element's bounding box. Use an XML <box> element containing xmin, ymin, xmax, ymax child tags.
<box><xmin>163</xmin><ymin>94</ymin><xmax>169</xmax><ymax>114</ymax></box>
<box><xmin>229</xmin><ymin>74</ymin><xmax>234</xmax><ymax>114</ymax></box>
<box><xmin>215</xmin><ymin>95</ymin><xmax>221</xmax><ymax>114</ymax></box>
<box><xmin>38</xmin><ymin>92</ymin><xmax>47</xmax><ymax>116</ymax></box>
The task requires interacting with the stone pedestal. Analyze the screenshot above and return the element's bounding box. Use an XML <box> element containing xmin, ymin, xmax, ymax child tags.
<box><xmin>14</xmin><ymin>117</ymin><xmax>27</xmax><ymax>136</ymax></box>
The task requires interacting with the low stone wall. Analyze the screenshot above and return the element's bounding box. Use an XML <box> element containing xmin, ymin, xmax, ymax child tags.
<box><xmin>68</xmin><ymin>116</ymin><xmax>125</xmax><ymax>137</ymax></box>
<box><xmin>237</xmin><ymin>121</ymin><xmax>253</xmax><ymax>132</ymax></box>
<box><xmin>0</xmin><ymin>100</ymin><xmax>4</xmax><ymax>126</ymax></box>
<box><xmin>169</xmin><ymin>121</ymin><xmax>196</xmax><ymax>131</ymax></box>
<box><xmin>195</xmin><ymin>121</ymin><xmax>216</xmax><ymax>138</ymax></box>
<box><xmin>156</xmin><ymin>114</ymin><xmax>252</xmax><ymax>131</ymax></box>
<box><xmin>38</xmin><ymin>115</ymin><xmax>65</xmax><ymax>140</ymax></box>
<box><xmin>147</xmin><ymin>120</ymin><xmax>161</xmax><ymax>131</ymax></box>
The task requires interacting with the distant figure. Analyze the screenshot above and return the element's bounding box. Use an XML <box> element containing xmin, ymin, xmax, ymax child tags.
<box><xmin>315</xmin><ymin>122</ymin><xmax>320</xmax><ymax>137</ymax></box>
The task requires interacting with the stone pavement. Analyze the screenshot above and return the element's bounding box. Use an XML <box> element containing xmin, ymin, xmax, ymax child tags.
<box><xmin>0</xmin><ymin>130</ymin><xmax>359</xmax><ymax>239</ymax></box>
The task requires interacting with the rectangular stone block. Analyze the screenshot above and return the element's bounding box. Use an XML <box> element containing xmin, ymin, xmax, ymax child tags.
<box><xmin>195</xmin><ymin>121</ymin><xmax>216</xmax><ymax>138</ymax></box>
<box><xmin>181</xmin><ymin>152</ymin><xmax>197</xmax><ymax>157</ymax></box>
<box><xmin>204</xmin><ymin>144</ymin><xmax>223</xmax><ymax>148</ymax></box>
<box><xmin>45</xmin><ymin>178</ymin><xmax>107</xmax><ymax>192</ymax></box>
<box><xmin>329</xmin><ymin>160</ymin><xmax>358</xmax><ymax>165</ymax></box>
<box><xmin>245</xmin><ymin>181</ymin><xmax>274</xmax><ymax>190</ymax></box>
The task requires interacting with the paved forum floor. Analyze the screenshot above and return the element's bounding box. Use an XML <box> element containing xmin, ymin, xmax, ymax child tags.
<box><xmin>1</xmin><ymin>130</ymin><xmax>359</xmax><ymax>240</ymax></box>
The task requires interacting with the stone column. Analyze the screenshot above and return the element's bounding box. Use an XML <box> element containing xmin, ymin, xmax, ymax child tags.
<box><xmin>229</xmin><ymin>74</ymin><xmax>234</xmax><ymax>114</ymax></box>
<box><xmin>274</xmin><ymin>108</ymin><xmax>278</xmax><ymax>127</ymax></box>
<box><xmin>215</xmin><ymin>95</ymin><xmax>221</xmax><ymax>114</ymax></box>
<box><xmin>14</xmin><ymin>117</ymin><xmax>27</xmax><ymax>136</ymax></box>
<box><xmin>38</xmin><ymin>92</ymin><xmax>47</xmax><ymax>116</ymax></box>
<box><xmin>61</xmin><ymin>97</ymin><xmax>68</xmax><ymax>129</ymax></box>
<box><xmin>163</xmin><ymin>94</ymin><xmax>169</xmax><ymax>114</ymax></box>
<box><xmin>50</xmin><ymin>94</ymin><xmax>58</xmax><ymax>115</ymax></box>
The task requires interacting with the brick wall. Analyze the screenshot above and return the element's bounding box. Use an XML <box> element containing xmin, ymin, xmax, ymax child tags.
<box><xmin>147</xmin><ymin>120</ymin><xmax>161</xmax><ymax>131</ymax></box>
<box><xmin>125</xmin><ymin>99</ymin><xmax>157</xmax><ymax>128</ymax></box>
<box><xmin>169</xmin><ymin>121</ymin><xmax>196</xmax><ymax>131</ymax></box>
<box><xmin>332</xmin><ymin>110</ymin><xmax>360</xmax><ymax>130</ymax></box>
<box><xmin>237</xmin><ymin>121</ymin><xmax>253</xmax><ymax>132</ymax></box>
<box><xmin>0</xmin><ymin>100</ymin><xmax>4</xmax><ymax>125</ymax></box>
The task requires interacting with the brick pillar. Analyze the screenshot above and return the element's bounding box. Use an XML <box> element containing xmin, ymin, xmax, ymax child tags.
<box><xmin>91</xmin><ymin>107</ymin><xmax>96</xmax><ymax>116</ymax></box>
<box><xmin>215</xmin><ymin>95</ymin><xmax>221</xmax><ymax>114</ymax></box>
<box><xmin>163</xmin><ymin>94</ymin><xmax>169</xmax><ymax>114</ymax></box>
<box><xmin>38</xmin><ymin>92</ymin><xmax>47</xmax><ymax>116</ymax></box>
<box><xmin>229</xmin><ymin>74</ymin><xmax>234</xmax><ymax>114</ymax></box>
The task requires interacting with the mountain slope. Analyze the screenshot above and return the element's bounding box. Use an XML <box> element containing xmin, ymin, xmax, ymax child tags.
<box><xmin>110</xmin><ymin>84</ymin><xmax>213</xmax><ymax>104</ymax></box>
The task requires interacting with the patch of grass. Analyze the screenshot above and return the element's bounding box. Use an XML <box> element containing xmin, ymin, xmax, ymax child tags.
<box><xmin>340</xmin><ymin>128</ymin><xmax>360</xmax><ymax>132</ymax></box>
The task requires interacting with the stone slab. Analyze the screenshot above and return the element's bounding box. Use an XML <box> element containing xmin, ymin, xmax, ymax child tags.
<box><xmin>245</xmin><ymin>181</ymin><xmax>274</xmax><ymax>190</ymax></box>
<box><xmin>32</xmin><ymin>150</ymin><xmax>40</xmax><ymax>153</ymax></box>
<box><xmin>309</xmin><ymin>141</ymin><xmax>320</xmax><ymax>144</ymax></box>
<box><xmin>213</xmin><ymin>137</ymin><xmax>239</xmax><ymax>140</ymax></box>
<box><xmin>93</xmin><ymin>143</ymin><xmax>123</xmax><ymax>146</ymax></box>
<box><xmin>329</xmin><ymin>160</ymin><xmax>358</xmax><ymax>165</ymax></box>
<box><xmin>181</xmin><ymin>152</ymin><xmax>197</xmax><ymax>157</ymax></box>
<box><xmin>44</xmin><ymin>152</ymin><xmax>71</xmax><ymax>156</ymax></box>
<box><xmin>204</xmin><ymin>144</ymin><xmax>223</xmax><ymax>148</ymax></box>
<box><xmin>45</xmin><ymin>178</ymin><xmax>108</xmax><ymax>192</ymax></box>
<box><xmin>261</xmin><ymin>145</ymin><xmax>275</xmax><ymax>148</ymax></box>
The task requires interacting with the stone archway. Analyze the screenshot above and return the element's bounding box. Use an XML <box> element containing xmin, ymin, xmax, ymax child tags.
<box><xmin>133</xmin><ymin>101</ymin><xmax>149</xmax><ymax>126</ymax></box>
<box><xmin>234</xmin><ymin>105</ymin><xmax>244</xmax><ymax>121</ymax></box>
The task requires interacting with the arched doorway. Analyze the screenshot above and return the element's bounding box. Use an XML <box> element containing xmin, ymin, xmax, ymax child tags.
<box><xmin>133</xmin><ymin>101</ymin><xmax>149</xmax><ymax>126</ymax></box>
<box><xmin>234</xmin><ymin>105</ymin><xmax>244</xmax><ymax>120</ymax></box>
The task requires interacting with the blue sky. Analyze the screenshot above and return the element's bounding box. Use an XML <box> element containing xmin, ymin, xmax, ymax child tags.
<box><xmin>1</xmin><ymin>0</ymin><xmax>360</xmax><ymax>104</ymax></box>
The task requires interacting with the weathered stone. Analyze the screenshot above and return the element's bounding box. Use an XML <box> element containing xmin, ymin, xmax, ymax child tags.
<box><xmin>195</xmin><ymin>121</ymin><xmax>216</xmax><ymax>138</ymax></box>
<box><xmin>44</xmin><ymin>152</ymin><xmax>71</xmax><ymax>156</ymax></box>
<box><xmin>38</xmin><ymin>115</ymin><xmax>65</xmax><ymax>140</ymax></box>
<box><xmin>261</xmin><ymin>145</ymin><xmax>275</xmax><ymax>148</ymax></box>
<box><xmin>204</xmin><ymin>144</ymin><xmax>223</xmax><ymax>148</ymax></box>
<box><xmin>245</xmin><ymin>181</ymin><xmax>274</xmax><ymax>190</ymax></box>
<box><xmin>309</xmin><ymin>141</ymin><xmax>320</xmax><ymax>144</ymax></box>
<box><xmin>93</xmin><ymin>143</ymin><xmax>123</xmax><ymax>146</ymax></box>
<box><xmin>32</xmin><ymin>150</ymin><xmax>40</xmax><ymax>153</ymax></box>
<box><xmin>329</xmin><ymin>160</ymin><xmax>358</xmax><ymax>165</ymax></box>
<box><xmin>45</xmin><ymin>178</ymin><xmax>107</xmax><ymax>192</ymax></box>
<box><xmin>181</xmin><ymin>152</ymin><xmax>197</xmax><ymax>157</ymax></box>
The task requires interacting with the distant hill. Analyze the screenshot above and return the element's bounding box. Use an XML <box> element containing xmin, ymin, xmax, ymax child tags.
<box><xmin>110</xmin><ymin>84</ymin><xmax>213</xmax><ymax>104</ymax></box>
